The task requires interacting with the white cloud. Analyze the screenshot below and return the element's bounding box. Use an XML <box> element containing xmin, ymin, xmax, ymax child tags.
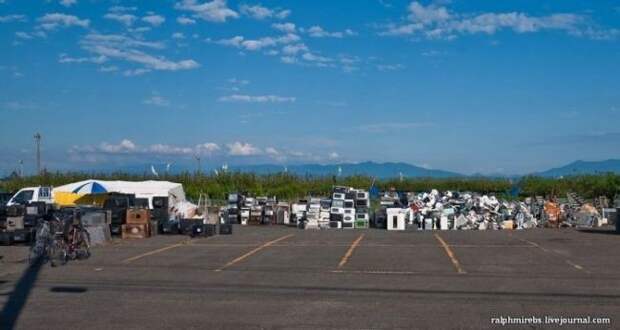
<box><xmin>281</xmin><ymin>43</ymin><xmax>307</xmax><ymax>55</ymax></box>
<box><xmin>306</xmin><ymin>25</ymin><xmax>356</xmax><ymax>38</ymax></box>
<box><xmin>59</xmin><ymin>0</ymin><xmax>77</xmax><ymax>7</ymax></box>
<box><xmin>301</xmin><ymin>52</ymin><xmax>332</xmax><ymax>63</ymax></box>
<box><xmin>99</xmin><ymin>65</ymin><xmax>118</xmax><ymax>72</ymax></box>
<box><xmin>148</xmin><ymin>144</ymin><xmax>193</xmax><ymax>155</ymax></box>
<box><xmin>380</xmin><ymin>1</ymin><xmax>599</xmax><ymax>40</ymax></box>
<box><xmin>280</xmin><ymin>56</ymin><xmax>296</xmax><ymax>64</ymax></box>
<box><xmin>0</xmin><ymin>15</ymin><xmax>27</xmax><ymax>23</ymax></box>
<box><xmin>2</xmin><ymin>101</ymin><xmax>37</xmax><ymax>111</ymax></box>
<box><xmin>272</xmin><ymin>22</ymin><xmax>296</xmax><ymax>33</ymax></box>
<box><xmin>15</xmin><ymin>31</ymin><xmax>47</xmax><ymax>40</ymax></box>
<box><xmin>172</xmin><ymin>32</ymin><xmax>185</xmax><ymax>39</ymax></box>
<box><xmin>142</xmin><ymin>14</ymin><xmax>165</xmax><ymax>26</ymax></box>
<box><xmin>177</xmin><ymin>16</ymin><xmax>196</xmax><ymax>25</ymax></box>
<box><xmin>38</xmin><ymin>13</ymin><xmax>90</xmax><ymax>30</ymax></box>
<box><xmin>240</xmin><ymin>4</ymin><xmax>290</xmax><ymax>20</ymax></box>
<box><xmin>80</xmin><ymin>33</ymin><xmax>200</xmax><ymax>72</ymax></box>
<box><xmin>196</xmin><ymin>142</ymin><xmax>220</xmax><ymax>153</ymax></box>
<box><xmin>59</xmin><ymin>53</ymin><xmax>107</xmax><ymax>64</ymax></box>
<box><xmin>215</xmin><ymin>33</ymin><xmax>299</xmax><ymax>51</ymax></box>
<box><xmin>109</xmin><ymin>6</ymin><xmax>137</xmax><ymax>12</ymax></box>
<box><xmin>408</xmin><ymin>1</ymin><xmax>451</xmax><ymax>25</ymax></box>
<box><xmin>228</xmin><ymin>77</ymin><xmax>249</xmax><ymax>85</ymax></box>
<box><xmin>265</xmin><ymin>147</ymin><xmax>280</xmax><ymax>156</ymax></box>
<box><xmin>328</xmin><ymin>152</ymin><xmax>339</xmax><ymax>160</ymax></box>
<box><xmin>104</xmin><ymin>13</ymin><xmax>137</xmax><ymax>26</ymax></box>
<box><xmin>75</xmin><ymin>139</ymin><xmax>222</xmax><ymax>157</ymax></box>
<box><xmin>100</xmin><ymin>139</ymin><xmax>137</xmax><ymax>153</ymax></box>
<box><xmin>355</xmin><ymin>122</ymin><xmax>434</xmax><ymax>133</ymax></box>
<box><xmin>143</xmin><ymin>95</ymin><xmax>170</xmax><ymax>107</ymax></box>
<box><xmin>227</xmin><ymin>142</ymin><xmax>261</xmax><ymax>156</ymax></box>
<box><xmin>376</xmin><ymin>63</ymin><xmax>404</xmax><ymax>71</ymax></box>
<box><xmin>219</xmin><ymin>94</ymin><xmax>296</xmax><ymax>103</ymax></box>
<box><xmin>379</xmin><ymin>23</ymin><xmax>424</xmax><ymax>36</ymax></box>
<box><xmin>123</xmin><ymin>68</ymin><xmax>151</xmax><ymax>76</ymax></box>
<box><xmin>174</xmin><ymin>0</ymin><xmax>239</xmax><ymax>23</ymax></box>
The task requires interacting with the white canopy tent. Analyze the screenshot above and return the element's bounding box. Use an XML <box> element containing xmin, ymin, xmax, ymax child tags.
<box><xmin>53</xmin><ymin>179</ymin><xmax>187</xmax><ymax>210</ymax></box>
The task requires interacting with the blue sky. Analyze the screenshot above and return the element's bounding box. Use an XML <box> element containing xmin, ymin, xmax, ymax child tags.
<box><xmin>1</xmin><ymin>0</ymin><xmax>619</xmax><ymax>176</ymax></box>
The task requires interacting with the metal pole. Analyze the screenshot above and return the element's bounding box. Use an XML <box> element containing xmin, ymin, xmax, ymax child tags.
<box><xmin>34</xmin><ymin>133</ymin><xmax>41</xmax><ymax>175</ymax></box>
<box><xmin>194</xmin><ymin>155</ymin><xmax>201</xmax><ymax>174</ymax></box>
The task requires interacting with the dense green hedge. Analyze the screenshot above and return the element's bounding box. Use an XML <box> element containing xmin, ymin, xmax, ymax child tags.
<box><xmin>1</xmin><ymin>171</ymin><xmax>618</xmax><ymax>202</ymax></box>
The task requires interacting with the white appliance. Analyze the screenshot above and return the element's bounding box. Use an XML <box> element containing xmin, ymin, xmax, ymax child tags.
<box><xmin>386</xmin><ymin>208</ymin><xmax>406</xmax><ymax>231</ymax></box>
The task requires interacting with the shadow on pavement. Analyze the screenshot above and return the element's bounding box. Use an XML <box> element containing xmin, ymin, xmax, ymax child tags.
<box><xmin>0</xmin><ymin>258</ymin><xmax>44</xmax><ymax>330</ymax></box>
<box><xmin>50</xmin><ymin>286</ymin><xmax>87</xmax><ymax>293</ymax></box>
<box><xmin>576</xmin><ymin>229</ymin><xmax>618</xmax><ymax>236</ymax></box>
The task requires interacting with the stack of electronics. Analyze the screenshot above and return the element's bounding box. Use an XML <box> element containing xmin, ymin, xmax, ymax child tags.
<box><xmin>304</xmin><ymin>198</ymin><xmax>321</xmax><ymax>229</ymax></box>
<box><xmin>1</xmin><ymin>203</ymin><xmax>40</xmax><ymax>245</ymax></box>
<box><xmin>227</xmin><ymin>193</ymin><xmax>240</xmax><ymax>224</ymax></box>
<box><xmin>103</xmin><ymin>193</ymin><xmax>135</xmax><ymax>236</ymax></box>
<box><xmin>290</xmin><ymin>200</ymin><xmax>308</xmax><ymax>227</ymax></box>
<box><xmin>328</xmin><ymin>186</ymin><xmax>370</xmax><ymax>230</ymax></box>
<box><xmin>373</xmin><ymin>191</ymin><xmax>404</xmax><ymax>229</ymax></box>
<box><xmin>249</xmin><ymin>198</ymin><xmax>263</xmax><ymax>225</ymax></box>
<box><xmin>151</xmin><ymin>196</ymin><xmax>170</xmax><ymax>234</ymax></box>
<box><xmin>330</xmin><ymin>191</ymin><xmax>344</xmax><ymax>229</ymax></box>
<box><xmin>240</xmin><ymin>197</ymin><xmax>252</xmax><ymax>225</ymax></box>
<box><xmin>354</xmin><ymin>190</ymin><xmax>370</xmax><ymax>229</ymax></box>
<box><xmin>319</xmin><ymin>199</ymin><xmax>331</xmax><ymax>229</ymax></box>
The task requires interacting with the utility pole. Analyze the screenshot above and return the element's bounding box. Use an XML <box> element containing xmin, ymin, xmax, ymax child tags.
<box><xmin>18</xmin><ymin>160</ymin><xmax>23</xmax><ymax>177</ymax></box>
<box><xmin>34</xmin><ymin>132</ymin><xmax>41</xmax><ymax>175</ymax></box>
<box><xmin>194</xmin><ymin>155</ymin><xmax>201</xmax><ymax>174</ymax></box>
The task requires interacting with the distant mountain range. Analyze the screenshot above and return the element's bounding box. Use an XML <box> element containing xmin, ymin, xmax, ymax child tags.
<box><xmin>45</xmin><ymin>159</ymin><xmax>620</xmax><ymax>179</ymax></box>
<box><xmin>231</xmin><ymin>161</ymin><xmax>461</xmax><ymax>179</ymax></box>
<box><xmin>535</xmin><ymin>159</ymin><xmax>620</xmax><ymax>177</ymax></box>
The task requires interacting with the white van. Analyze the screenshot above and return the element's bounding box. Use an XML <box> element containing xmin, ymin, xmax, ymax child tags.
<box><xmin>6</xmin><ymin>186</ymin><xmax>53</xmax><ymax>206</ymax></box>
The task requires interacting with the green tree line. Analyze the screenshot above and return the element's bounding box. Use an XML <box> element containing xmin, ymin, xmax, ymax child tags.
<box><xmin>1</xmin><ymin>171</ymin><xmax>619</xmax><ymax>202</ymax></box>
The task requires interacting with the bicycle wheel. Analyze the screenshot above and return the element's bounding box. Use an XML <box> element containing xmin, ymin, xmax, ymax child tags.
<box><xmin>28</xmin><ymin>243</ymin><xmax>46</xmax><ymax>265</ymax></box>
<box><xmin>76</xmin><ymin>231</ymin><xmax>91</xmax><ymax>260</ymax></box>
<box><xmin>49</xmin><ymin>240</ymin><xmax>67</xmax><ymax>267</ymax></box>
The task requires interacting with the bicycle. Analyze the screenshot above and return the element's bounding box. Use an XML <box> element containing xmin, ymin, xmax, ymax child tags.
<box><xmin>66</xmin><ymin>221</ymin><xmax>91</xmax><ymax>260</ymax></box>
<box><xmin>29</xmin><ymin>215</ymin><xmax>67</xmax><ymax>267</ymax></box>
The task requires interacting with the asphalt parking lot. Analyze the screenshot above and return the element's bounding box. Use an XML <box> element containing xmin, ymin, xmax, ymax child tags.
<box><xmin>1</xmin><ymin>226</ymin><xmax>619</xmax><ymax>329</ymax></box>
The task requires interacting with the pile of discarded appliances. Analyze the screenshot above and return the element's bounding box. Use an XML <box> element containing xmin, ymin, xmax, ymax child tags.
<box><xmin>375</xmin><ymin>190</ymin><xmax>619</xmax><ymax>231</ymax></box>
<box><xmin>224</xmin><ymin>186</ymin><xmax>371</xmax><ymax>230</ymax></box>
<box><xmin>289</xmin><ymin>185</ymin><xmax>370</xmax><ymax>229</ymax></box>
<box><xmin>395</xmin><ymin>190</ymin><xmax>540</xmax><ymax>231</ymax></box>
<box><xmin>546</xmin><ymin>193</ymin><xmax>618</xmax><ymax>228</ymax></box>
<box><xmin>0</xmin><ymin>179</ymin><xmax>234</xmax><ymax>245</ymax></box>
<box><xmin>226</xmin><ymin>193</ymin><xmax>288</xmax><ymax>226</ymax></box>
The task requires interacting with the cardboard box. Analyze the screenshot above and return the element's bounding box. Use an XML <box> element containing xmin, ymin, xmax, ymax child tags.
<box><xmin>122</xmin><ymin>223</ymin><xmax>150</xmax><ymax>239</ymax></box>
<box><xmin>126</xmin><ymin>208</ymin><xmax>150</xmax><ymax>224</ymax></box>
